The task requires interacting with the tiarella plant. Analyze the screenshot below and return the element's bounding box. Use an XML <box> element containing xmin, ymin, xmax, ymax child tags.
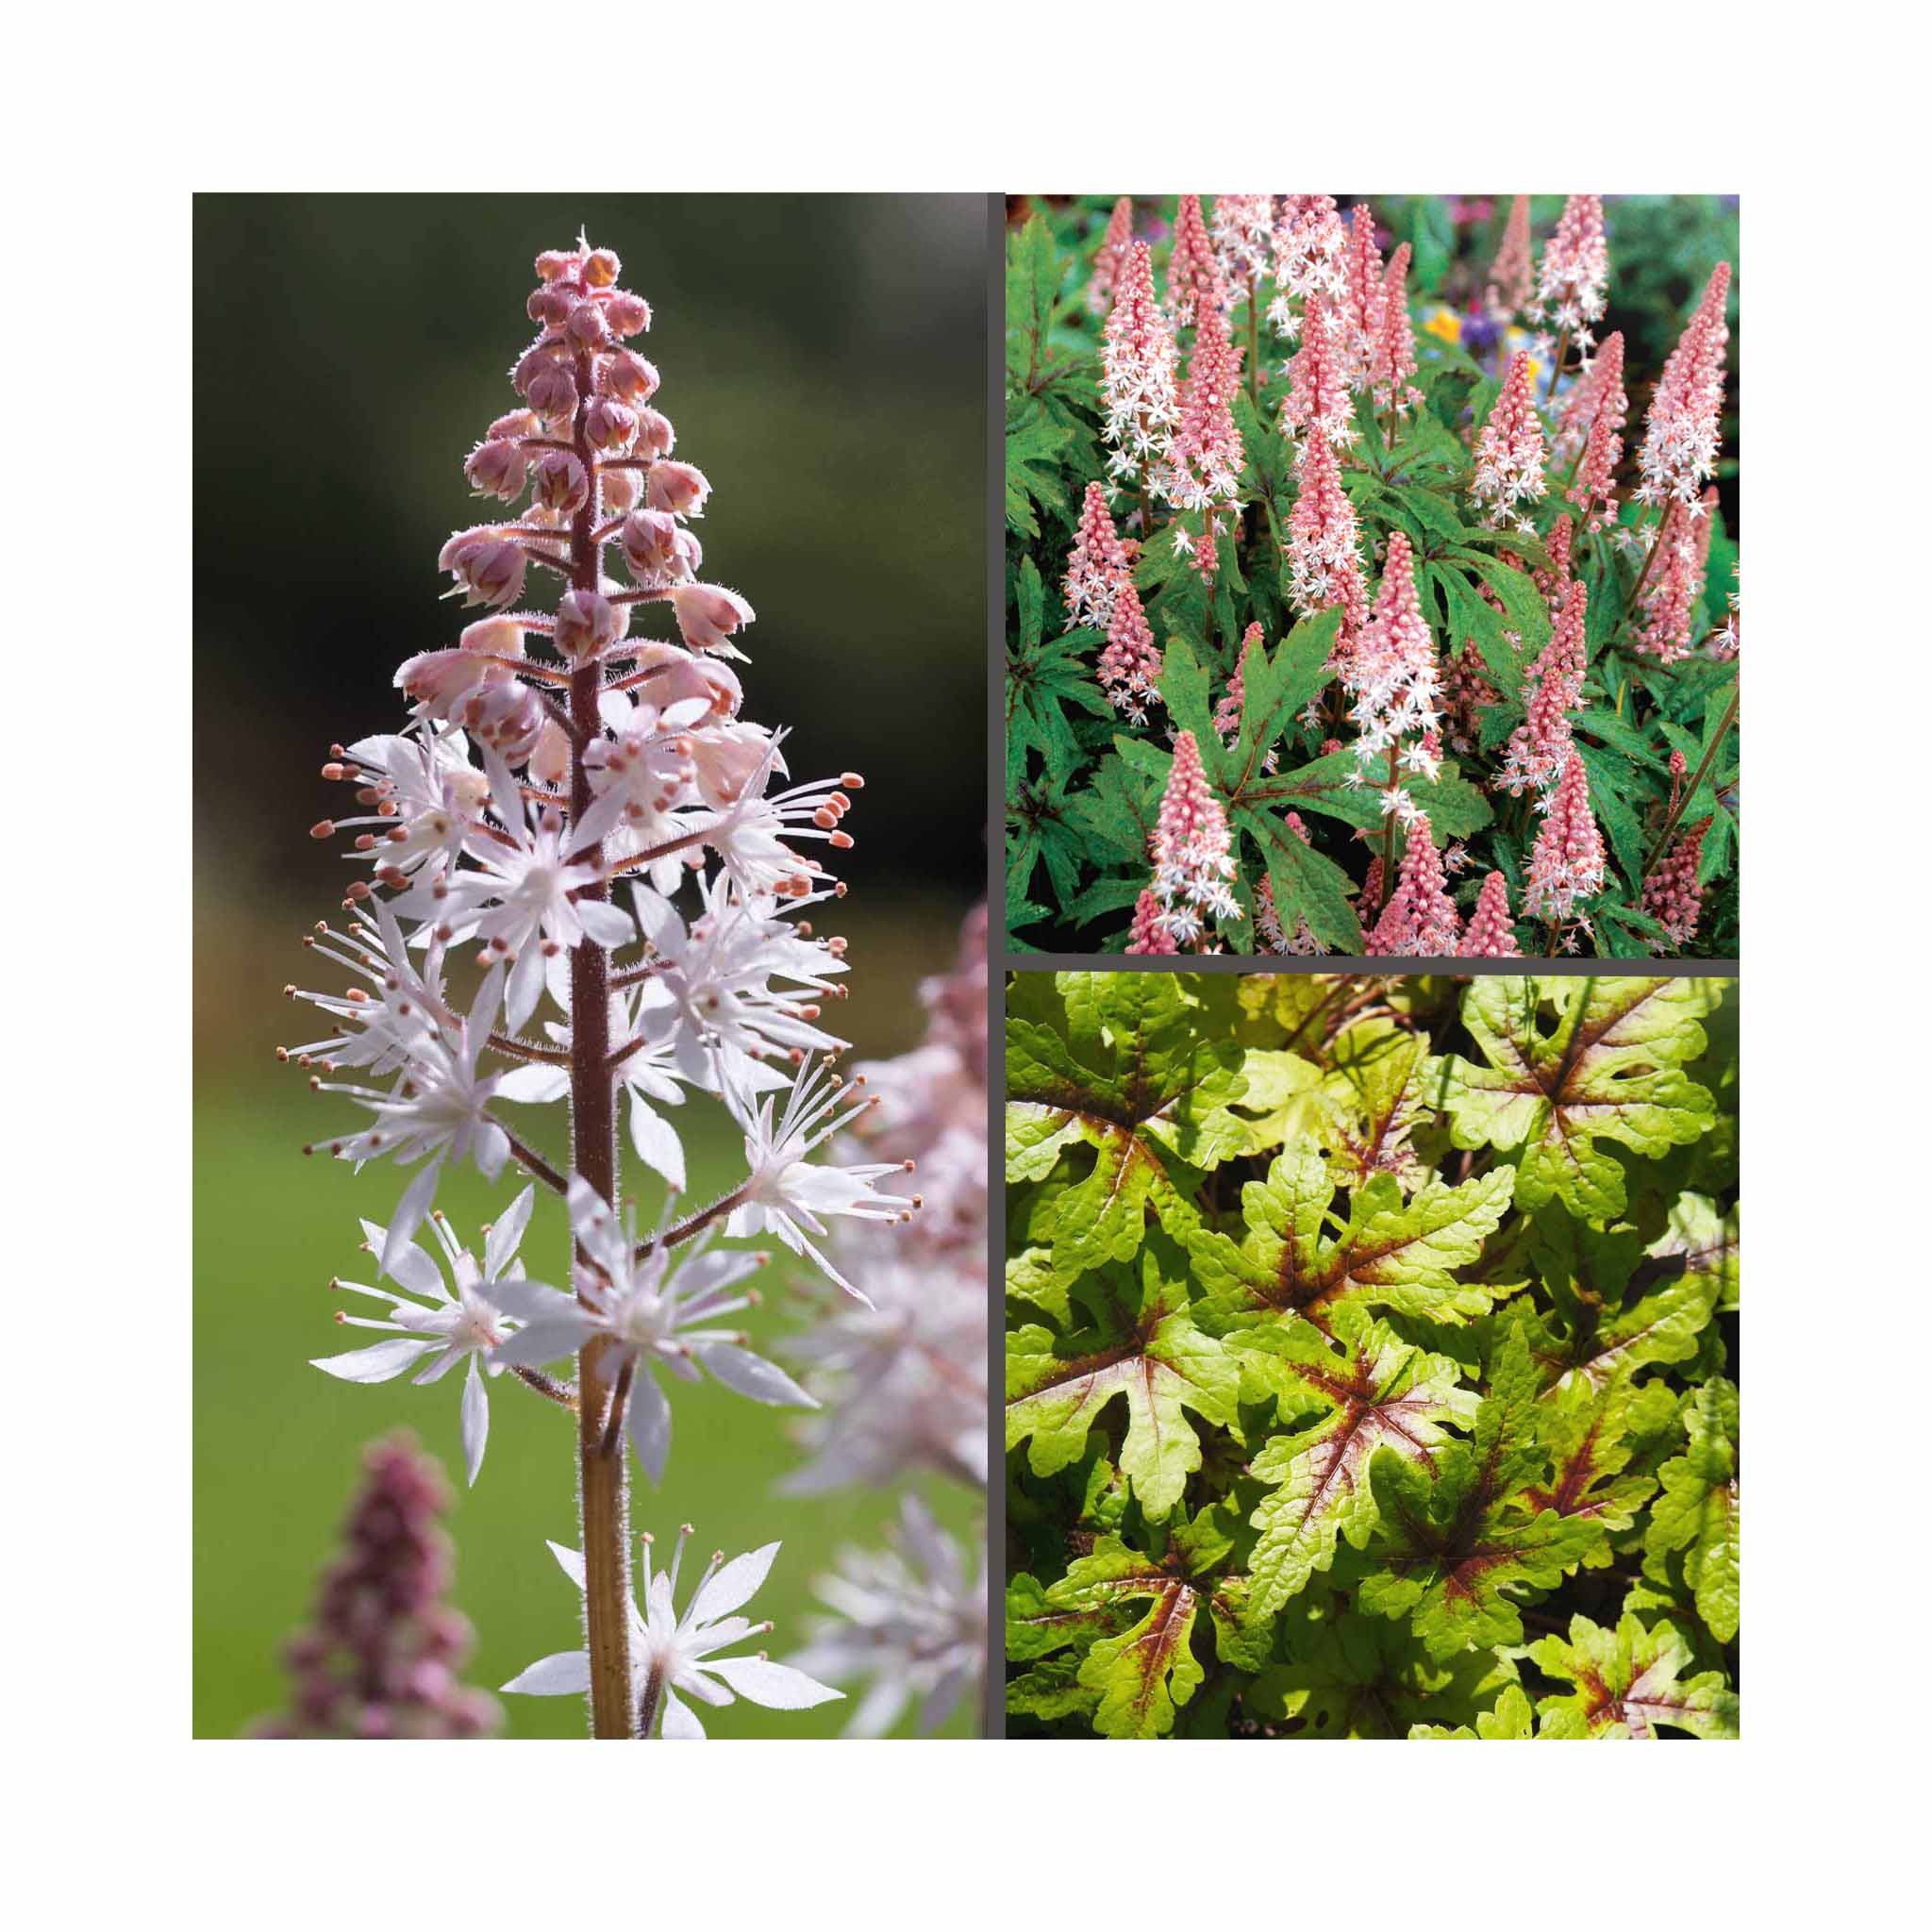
<box><xmin>1006</xmin><ymin>972</ymin><xmax>1740</xmax><ymax>1739</ymax></box>
<box><xmin>285</xmin><ymin>237</ymin><xmax>926</xmax><ymax>1740</ymax></box>
<box><xmin>1007</xmin><ymin>195</ymin><xmax>1740</xmax><ymax>958</ymax></box>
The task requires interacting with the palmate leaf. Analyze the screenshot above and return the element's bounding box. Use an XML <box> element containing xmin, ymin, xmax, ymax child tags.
<box><xmin>1010</xmin><ymin>1512</ymin><xmax>1258</xmax><ymax>1739</ymax></box>
<box><xmin>1188</xmin><ymin>1133</ymin><xmax>1515</xmax><ymax>1332</ymax></box>
<box><xmin>1524</xmin><ymin>1374</ymin><xmax>1672</xmax><ymax>1563</ymax></box>
<box><xmin>1644</xmin><ymin>1375</ymin><xmax>1740</xmax><ymax>1642</ymax></box>
<box><xmin>1007</xmin><ymin>973</ymin><xmax>1250</xmax><ymax>1288</ymax></box>
<box><xmin>1435</xmin><ymin>976</ymin><xmax>1723</xmax><ymax>1222</ymax></box>
<box><xmin>1006</xmin><ymin>1238</ymin><xmax>1239</xmax><ymax>1518</ymax></box>
<box><xmin>1242</xmin><ymin>1307</ymin><xmax>1477</xmax><ymax>1617</ymax></box>
<box><xmin>1528</xmin><ymin>1613</ymin><xmax>1739</xmax><ymax>1739</ymax></box>
<box><xmin>1524</xmin><ymin>1198</ymin><xmax>1725</xmax><ymax>1391</ymax></box>
<box><xmin>1315</xmin><ymin>1019</ymin><xmax>1438</xmax><ymax>1194</ymax></box>
<box><xmin>1409</xmin><ymin>1683</ymin><xmax>1540</xmax><ymax>1739</ymax></box>
<box><xmin>1353</xmin><ymin>1322</ymin><xmax>1604</xmax><ymax>1658</ymax></box>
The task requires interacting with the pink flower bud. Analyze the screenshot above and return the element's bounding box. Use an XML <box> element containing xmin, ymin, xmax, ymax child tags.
<box><xmin>670</xmin><ymin>582</ymin><xmax>755</xmax><ymax>653</ymax></box>
<box><xmin>601</xmin><ymin>349</ymin><xmax>660</xmax><ymax>405</ymax></box>
<box><xmin>604</xmin><ymin>291</ymin><xmax>651</xmax><ymax>336</ymax></box>
<box><xmin>529</xmin><ymin>717</ymin><xmax>571</xmax><ymax>787</ymax></box>
<box><xmin>396</xmin><ymin>648</ymin><xmax>490</xmax><ymax>708</ymax></box>
<box><xmin>458</xmin><ymin>616</ymin><xmax>525</xmax><ymax>659</ymax></box>
<box><xmin>524</xmin><ymin>359</ymin><xmax>578</xmax><ymax>421</ymax></box>
<box><xmin>566</xmin><ymin>303</ymin><xmax>611</xmax><ymax>352</ymax></box>
<box><xmin>600</xmin><ymin>465</ymin><xmax>641</xmax><ymax>513</ymax></box>
<box><xmin>554</xmin><ymin>589</ymin><xmax>626</xmax><ymax>661</ymax></box>
<box><xmin>439</xmin><ymin>532</ymin><xmax>527</xmax><ymax>608</ymax></box>
<box><xmin>534</xmin><ymin>250</ymin><xmax>577</xmax><ymax>282</ymax></box>
<box><xmin>488</xmin><ymin>408</ymin><xmax>537</xmax><ymax>441</ymax></box>
<box><xmin>635</xmin><ymin>408</ymin><xmax>675</xmax><ymax>458</ymax></box>
<box><xmin>530</xmin><ymin>449</ymin><xmax>590</xmax><ymax>515</ymax></box>
<box><xmin>527</xmin><ymin>285</ymin><xmax>577</xmax><ymax>328</ymax></box>
<box><xmin>464</xmin><ymin>439</ymin><xmax>527</xmax><ymax>502</ymax></box>
<box><xmin>627</xmin><ymin>640</ymin><xmax>742</xmax><ymax>719</ymax></box>
<box><xmin>458</xmin><ymin>680</ymin><xmax>543</xmax><ymax>763</ymax></box>
<box><xmin>646</xmin><ymin>460</ymin><xmax>710</xmax><ymax>518</ymax></box>
<box><xmin>621</xmin><ymin>508</ymin><xmax>702</xmax><ymax>582</ymax></box>
<box><xmin>583</xmin><ymin>396</ymin><xmax>638</xmax><ymax>454</ymax></box>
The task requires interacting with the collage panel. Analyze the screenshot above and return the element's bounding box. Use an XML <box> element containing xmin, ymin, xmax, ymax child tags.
<box><xmin>1004</xmin><ymin>195</ymin><xmax>1739</xmax><ymax>961</ymax></box>
<box><xmin>1004</xmin><ymin>969</ymin><xmax>1739</xmax><ymax>1739</ymax></box>
<box><xmin>193</xmin><ymin>194</ymin><xmax>990</xmax><ymax>1739</ymax></box>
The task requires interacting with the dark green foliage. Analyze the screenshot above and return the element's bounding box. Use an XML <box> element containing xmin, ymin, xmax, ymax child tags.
<box><xmin>1003</xmin><ymin>196</ymin><xmax>1740</xmax><ymax>958</ymax></box>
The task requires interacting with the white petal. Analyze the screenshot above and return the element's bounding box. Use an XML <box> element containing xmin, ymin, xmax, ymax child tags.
<box><xmin>575</xmin><ymin>897</ymin><xmax>636</xmax><ymax>950</ymax></box>
<box><xmin>625</xmin><ymin>1368</ymin><xmax>672</xmax><ymax>1483</ymax></box>
<box><xmin>460</xmin><ymin>1357</ymin><xmax>490</xmax><ymax>1484</ymax></box>
<box><xmin>660</xmin><ymin>1688</ymin><xmax>707</xmax><ymax>1740</ymax></box>
<box><xmin>483</xmin><ymin>1183</ymin><xmax>537</xmax><ymax>1281</ymax></box>
<box><xmin>382</xmin><ymin>1159</ymin><xmax>444</xmax><ymax>1276</ymax></box>
<box><xmin>309</xmin><ymin>1337</ymin><xmax>435</xmax><ymax>1383</ymax></box>
<box><xmin>704</xmin><ymin>1655</ymin><xmax>841</xmax><ymax>1710</ymax></box>
<box><xmin>627</xmin><ymin>1091</ymin><xmax>687</xmax><ymax>1192</ymax></box>
<box><xmin>491</xmin><ymin>1316</ymin><xmax>591</xmax><ymax>1368</ymax></box>
<box><xmin>546</xmin><ymin>1541</ymin><xmax>589</xmax><ymax>1591</ymax></box>
<box><xmin>382</xmin><ymin>1237</ymin><xmax>447</xmax><ymax>1299</ymax></box>
<box><xmin>493</xmin><ymin>1063</ymin><xmax>570</xmax><ymax>1105</ymax></box>
<box><xmin>506</xmin><ymin>942</ymin><xmax>546</xmax><ymax>1034</ymax></box>
<box><xmin>501</xmin><ymin>1651</ymin><xmax>591</xmax><ymax>1696</ymax></box>
<box><xmin>698</xmin><ymin>1343</ymin><xmax>816</xmax><ymax>1409</ymax></box>
<box><xmin>687</xmin><ymin>1541</ymin><xmax>781</xmax><ymax>1624</ymax></box>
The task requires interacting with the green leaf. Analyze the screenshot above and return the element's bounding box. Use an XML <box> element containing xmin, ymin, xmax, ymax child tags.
<box><xmin>1006</xmin><ymin>1239</ymin><xmax>1239</xmax><ymax>1518</ymax></box>
<box><xmin>1354</xmin><ymin>1322</ymin><xmax>1605</xmax><ymax>1658</ymax></box>
<box><xmin>1529</xmin><ymin>1613</ymin><xmax>1739</xmax><ymax>1738</ymax></box>
<box><xmin>1435</xmin><ymin>976</ymin><xmax>1724</xmax><ymax>1221</ymax></box>
<box><xmin>1410</xmin><ymin>1683</ymin><xmax>1540</xmax><ymax>1739</ymax></box>
<box><xmin>1243</xmin><ymin>1307</ymin><xmax>1476</xmax><ymax>1615</ymax></box>
<box><xmin>1644</xmin><ymin>1376</ymin><xmax>1740</xmax><ymax>1642</ymax></box>
<box><xmin>1189</xmin><ymin>1135</ymin><xmax>1516</xmax><ymax>1330</ymax></box>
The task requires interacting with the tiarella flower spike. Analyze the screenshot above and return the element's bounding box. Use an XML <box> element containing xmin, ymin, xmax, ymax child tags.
<box><xmin>1472</xmin><ymin>351</ymin><xmax>1549</xmax><ymax>533</ymax></box>
<box><xmin>1166</xmin><ymin>194</ymin><xmax>1222</xmax><ymax>329</ymax></box>
<box><xmin>1143</xmin><ymin>730</ymin><xmax>1240</xmax><ymax>950</ymax></box>
<box><xmin>1086</xmin><ymin>196</ymin><xmax>1136</xmax><ymax>315</ymax></box>
<box><xmin>1461</xmin><ymin>869</ymin><xmax>1524</xmax><ymax>957</ymax></box>
<box><xmin>1062</xmin><ymin>480</ymin><xmax>1134</xmax><ymax>634</ymax></box>
<box><xmin>1525</xmin><ymin>748</ymin><xmax>1608</xmax><ymax>924</ymax></box>
<box><xmin>1366</xmin><ymin>814</ymin><xmax>1461</xmax><ymax>957</ymax></box>
<box><xmin>286</xmin><ymin>237</ymin><xmax>907</xmax><ymax>1740</ymax></box>
<box><xmin>1100</xmin><ymin>241</ymin><xmax>1180</xmax><ymax>495</ymax></box>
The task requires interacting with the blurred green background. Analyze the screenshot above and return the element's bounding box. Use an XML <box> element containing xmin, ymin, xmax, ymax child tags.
<box><xmin>194</xmin><ymin>194</ymin><xmax>987</xmax><ymax>1738</ymax></box>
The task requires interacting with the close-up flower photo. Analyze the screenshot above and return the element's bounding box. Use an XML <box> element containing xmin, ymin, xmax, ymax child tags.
<box><xmin>1006</xmin><ymin>195</ymin><xmax>1739</xmax><ymax>959</ymax></box>
<box><xmin>193</xmin><ymin>195</ymin><xmax>989</xmax><ymax>1739</ymax></box>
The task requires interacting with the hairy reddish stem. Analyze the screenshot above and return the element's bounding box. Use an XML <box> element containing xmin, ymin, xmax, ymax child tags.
<box><xmin>566</xmin><ymin>345</ymin><xmax>635</xmax><ymax>1740</ymax></box>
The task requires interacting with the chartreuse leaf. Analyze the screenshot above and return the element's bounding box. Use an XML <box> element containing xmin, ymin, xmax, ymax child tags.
<box><xmin>1354</xmin><ymin>1321</ymin><xmax>1604</xmax><ymax>1658</ymax></box>
<box><xmin>1316</xmin><ymin>1018</ymin><xmax>1438</xmax><ymax>1194</ymax></box>
<box><xmin>1528</xmin><ymin>1613</ymin><xmax>1739</xmax><ymax>1739</ymax></box>
<box><xmin>1524</xmin><ymin>1374</ymin><xmax>1672</xmax><ymax>1563</ymax></box>
<box><xmin>1524</xmin><ymin>1203</ymin><xmax>1723</xmax><ymax>1391</ymax></box>
<box><xmin>1242</xmin><ymin>1307</ymin><xmax>1477</xmax><ymax>1616</ymax></box>
<box><xmin>1007</xmin><ymin>972</ymin><xmax>1249</xmax><ymax>1289</ymax></box>
<box><xmin>1189</xmin><ymin>1134</ymin><xmax>1515</xmax><ymax>1331</ymax></box>
<box><xmin>1435</xmin><ymin>976</ymin><xmax>1724</xmax><ymax>1222</ymax></box>
<box><xmin>1644</xmin><ymin>1375</ymin><xmax>1739</xmax><ymax>1641</ymax></box>
<box><xmin>1410</xmin><ymin>1683</ymin><xmax>1539</xmax><ymax>1739</ymax></box>
<box><xmin>1006</xmin><ymin>1237</ymin><xmax>1239</xmax><ymax>1518</ymax></box>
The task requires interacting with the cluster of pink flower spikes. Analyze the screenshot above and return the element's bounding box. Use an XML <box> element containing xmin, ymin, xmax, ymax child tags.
<box><xmin>1126</xmin><ymin>731</ymin><xmax>1240</xmax><ymax>952</ymax></box>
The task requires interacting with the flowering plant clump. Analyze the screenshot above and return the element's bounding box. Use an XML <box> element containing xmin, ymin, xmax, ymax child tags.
<box><xmin>1007</xmin><ymin>972</ymin><xmax>1740</xmax><ymax>1740</ymax></box>
<box><xmin>1006</xmin><ymin>195</ymin><xmax>1740</xmax><ymax>958</ymax></box>
<box><xmin>281</xmin><ymin>237</ymin><xmax>951</xmax><ymax>1739</ymax></box>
